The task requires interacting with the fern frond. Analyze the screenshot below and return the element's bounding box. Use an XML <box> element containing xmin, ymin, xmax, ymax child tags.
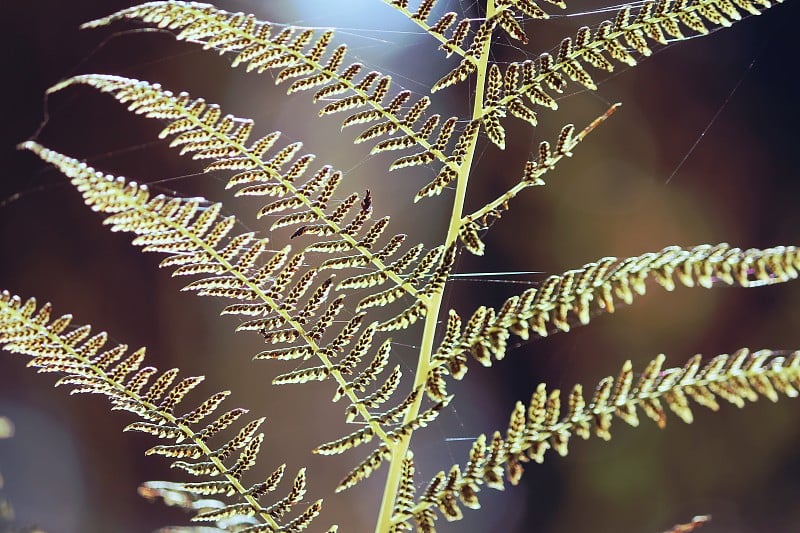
<box><xmin>334</xmin><ymin>338</ymin><xmax>393</xmax><ymax>401</ymax></box>
<box><xmin>460</xmin><ymin>103</ymin><xmax>620</xmax><ymax>254</ymax></box>
<box><xmin>336</xmin><ymin>446</ymin><xmax>393</xmax><ymax>494</ymax></box>
<box><xmin>478</xmin><ymin>0</ymin><xmax>783</xmax><ymax>129</ymax></box>
<box><xmin>336</xmin><ymin>244</ymin><xmax>423</xmax><ymax>291</ymax></box>
<box><xmin>424</xmin><ymin>310</ymin><xmax>466</xmax><ymax>401</ymax></box>
<box><xmin>368</xmin><ymin>245</ymin><xmax>456</xmax><ymax>331</ymax></box>
<box><xmin>0</xmin><ymin>290</ymin><xmax>324</xmax><ymax>532</ymax></box>
<box><xmin>414</xmin><ymin>120</ymin><xmax>481</xmax><ymax>202</ymax></box>
<box><xmin>43</xmin><ymin>76</ymin><xmax>456</xmax><ymax>414</ymax></box>
<box><xmin>82</xmin><ymin>4</ymin><xmax>467</xmax><ymax>190</ymax></box>
<box><xmin>344</xmin><ymin>366</ymin><xmax>403</xmax><ymax>421</ymax></box>
<box><xmin>12</xmin><ymin>1</ymin><xmax>795</xmax><ymax>531</ymax></box>
<box><xmin>20</xmin><ymin>142</ymin><xmax>413</xmax><ymax>452</ymax></box>
<box><xmin>393</xmin><ymin>348</ymin><xmax>800</xmax><ymax>527</ymax></box>
<box><xmin>314</xmin><ymin>426</ymin><xmax>376</xmax><ymax>457</ymax></box>
<box><xmin>456</xmin><ymin>243</ymin><xmax>798</xmax><ymax>367</ymax></box>
<box><xmin>329</xmin><ymin>396</ymin><xmax>452</xmax><ymax>493</ymax></box>
<box><xmin>431</xmin><ymin>18</ymin><xmax>495</xmax><ymax>92</ymax></box>
<box><xmin>429</xmin><ymin>0</ymin><xmax>566</xmax><ymax>93</ymax></box>
<box><xmin>47</xmin><ymin>75</ymin><xmax>426</xmax><ymax>307</ymax></box>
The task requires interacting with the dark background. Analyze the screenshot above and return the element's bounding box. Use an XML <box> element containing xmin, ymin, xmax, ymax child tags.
<box><xmin>1</xmin><ymin>1</ymin><xmax>799</xmax><ymax>532</ymax></box>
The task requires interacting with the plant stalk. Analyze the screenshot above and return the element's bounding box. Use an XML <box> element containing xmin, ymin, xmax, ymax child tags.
<box><xmin>374</xmin><ymin>1</ymin><xmax>497</xmax><ymax>530</ymax></box>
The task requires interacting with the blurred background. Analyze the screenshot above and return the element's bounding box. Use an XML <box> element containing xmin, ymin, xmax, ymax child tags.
<box><xmin>1</xmin><ymin>1</ymin><xmax>799</xmax><ymax>532</ymax></box>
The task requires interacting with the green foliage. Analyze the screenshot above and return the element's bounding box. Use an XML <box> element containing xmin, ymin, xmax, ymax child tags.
<box><xmin>2</xmin><ymin>1</ymin><xmax>798</xmax><ymax>531</ymax></box>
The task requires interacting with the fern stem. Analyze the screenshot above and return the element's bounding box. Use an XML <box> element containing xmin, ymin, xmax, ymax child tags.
<box><xmin>374</xmin><ymin>1</ymin><xmax>497</xmax><ymax>530</ymax></box>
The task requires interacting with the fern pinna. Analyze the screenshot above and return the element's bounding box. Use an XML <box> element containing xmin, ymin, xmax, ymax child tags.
<box><xmin>3</xmin><ymin>0</ymin><xmax>798</xmax><ymax>531</ymax></box>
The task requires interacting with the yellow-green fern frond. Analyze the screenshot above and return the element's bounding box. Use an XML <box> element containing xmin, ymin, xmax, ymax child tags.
<box><xmin>388</xmin><ymin>451</ymin><xmax>417</xmax><ymax>531</ymax></box>
<box><xmin>48</xmin><ymin>75</ymin><xmax>426</xmax><ymax>305</ymax></box>
<box><xmin>20</xmin><ymin>142</ymin><xmax>422</xmax><ymax>456</ymax></box>
<box><xmin>382</xmin><ymin>0</ymin><xmax>473</xmax><ymax>59</ymax></box>
<box><xmin>11</xmin><ymin>1</ymin><xmax>797</xmax><ymax>531</ymax></box>
<box><xmin>475</xmin><ymin>0</ymin><xmax>783</xmax><ymax>136</ymax></box>
<box><xmin>0</xmin><ymin>290</ymin><xmax>320</xmax><ymax>532</ymax></box>
<box><xmin>455</xmin><ymin>243</ymin><xmax>798</xmax><ymax>367</ymax></box>
<box><xmin>334</xmin><ymin>338</ymin><xmax>393</xmax><ymax>402</ymax></box>
<box><xmin>20</xmin><ymin>142</ymin><xmax>326</xmax><ymax>347</ymax></box>
<box><xmin>82</xmin><ymin>4</ymin><xmax>467</xmax><ymax>188</ymax></box>
<box><xmin>413</xmin><ymin>120</ymin><xmax>481</xmax><ymax>201</ymax></box>
<box><xmin>395</xmin><ymin>348</ymin><xmax>800</xmax><ymax>527</ymax></box>
<box><xmin>458</xmin><ymin>103</ymin><xmax>620</xmax><ymax>253</ymax></box>
<box><xmin>430</xmin><ymin>0</ymin><xmax>566</xmax><ymax>93</ymax></box>
<box><xmin>46</xmin><ymin>76</ymin><xmax>459</xmax><ymax>349</ymax></box>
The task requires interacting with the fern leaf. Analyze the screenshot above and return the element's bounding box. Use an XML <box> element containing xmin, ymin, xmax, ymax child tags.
<box><xmin>123</xmin><ymin>421</ymin><xmax>185</xmax><ymax>441</ymax></box>
<box><xmin>228</xmin><ymin>433</ymin><xmax>265</xmax><ymax>480</ymax></box>
<box><xmin>460</xmin><ymin>104</ymin><xmax>619</xmax><ymax>246</ymax></box>
<box><xmin>377</xmin><ymin>300</ymin><xmax>427</xmax><ymax>331</ymax></box>
<box><xmin>334</xmin><ymin>391</ymin><xmax>452</xmax><ymax>492</ymax></box>
<box><xmin>160</xmin><ymin>375</ymin><xmax>206</xmax><ymax>413</ymax></box>
<box><xmin>15</xmin><ymin>2</ymin><xmax>796</xmax><ymax>531</ymax></box>
<box><xmin>402</xmin><ymin>349</ymin><xmax>800</xmax><ymax>526</ymax></box>
<box><xmin>314</xmin><ymin>426</ymin><xmax>375</xmax><ymax>456</ymax></box>
<box><xmin>44</xmin><ymin>76</ymin><xmax>428</xmax><ymax>307</ymax></box>
<box><xmin>83</xmin><ymin>4</ymin><xmax>463</xmax><ymax>193</ymax></box>
<box><xmin>22</xmin><ymin>141</ymin><xmax>433</xmax><ymax>451</ymax></box>
<box><xmin>0</xmin><ymin>290</ymin><xmax>309</xmax><ymax>531</ymax></box>
<box><xmin>374</xmin><ymin>389</ymin><xmax>422</xmax><ymax>425</ymax></box>
<box><xmin>213</xmin><ymin>417</ymin><xmax>266</xmax><ymax>461</ymax></box>
<box><xmin>458</xmin><ymin>243</ymin><xmax>799</xmax><ymax>366</ymax></box>
<box><xmin>172</xmin><ymin>480</ymin><xmax>236</xmax><ymax>497</ymax></box>
<box><xmin>345</xmin><ymin>366</ymin><xmax>403</xmax><ymax>422</ymax></box>
<box><xmin>192</xmin><ymin>502</ymin><xmax>259</xmax><ymax>522</ymax></box>
<box><xmin>336</xmin><ymin>446</ymin><xmax>391</xmax><ymax>493</ymax></box>
<box><xmin>196</xmin><ymin>409</ymin><xmax>249</xmax><ymax>442</ymax></box>
<box><xmin>277</xmin><ymin>499</ymin><xmax>323</xmax><ymax>532</ymax></box>
<box><xmin>272</xmin><ymin>364</ymin><xmax>332</xmax><ymax>385</ymax></box>
<box><xmin>334</xmin><ymin>338</ymin><xmax>392</xmax><ymax>401</ymax></box>
<box><xmin>414</xmin><ymin>120</ymin><xmax>480</xmax><ymax>201</ymax></box>
<box><xmin>478</xmin><ymin>0</ymin><xmax>783</xmax><ymax>127</ymax></box>
<box><xmin>389</xmin><ymin>451</ymin><xmax>417</xmax><ymax>527</ymax></box>
<box><xmin>248</xmin><ymin>464</ymin><xmax>287</xmax><ymax>498</ymax></box>
<box><xmin>180</xmin><ymin>391</ymin><xmax>232</xmax><ymax>425</ymax></box>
